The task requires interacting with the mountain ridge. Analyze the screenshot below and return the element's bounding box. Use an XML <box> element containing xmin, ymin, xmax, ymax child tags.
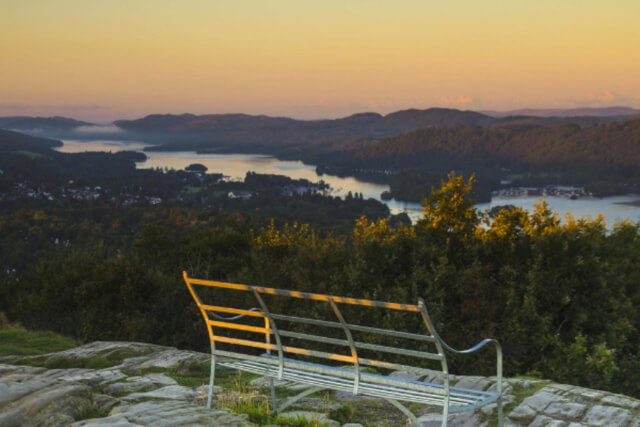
<box><xmin>482</xmin><ymin>106</ymin><xmax>640</xmax><ymax>118</ymax></box>
<box><xmin>114</xmin><ymin>107</ymin><xmax>493</xmax><ymax>134</ymax></box>
<box><xmin>4</xmin><ymin>106</ymin><xmax>639</xmax><ymax>135</ymax></box>
<box><xmin>0</xmin><ymin>116</ymin><xmax>92</xmax><ymax>132</ymax></box>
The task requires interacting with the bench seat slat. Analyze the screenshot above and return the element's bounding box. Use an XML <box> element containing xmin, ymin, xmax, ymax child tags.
<box><xmin>213</xmin><ymin>350</ymin><xmax>492</xmax><ymax>402</ymax></box>
<box><xmin>253</xmin><ymin>354</ymin><xmax>492</xmax><ymax>399</ymax></box>
<box><xmin>214</xmin><ymin>349</ymin><xmax>440</xmax><ymax>394</ymax></box>
<box><xmin>219</xmin><ymin>358</ymin><xmax>496</xmax><ymax>408</ymax></box>
<box><xmin>221</xmin><ymin>360</ymin><xmax>456</xmax><ymax>403</ymax></box>
<box><xmin>357</xmin><ymin>357</ymin><xmax>443</xmax><ymax>376</ymax></box>
<box><xmin>240</xmin><ymin>359</ymin><xmax>470</xmax><ymax>402</ymax></box>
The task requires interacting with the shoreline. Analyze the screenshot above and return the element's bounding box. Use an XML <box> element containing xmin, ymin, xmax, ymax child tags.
<box><xmin>615</xmin><ymin>199</ymin><xmax>640</xmax><ymax>207</ymax></box>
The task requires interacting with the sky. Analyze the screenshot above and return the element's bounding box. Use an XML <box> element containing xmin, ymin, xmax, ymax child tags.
<box><xmin>1</xmin><ymin>0</ymin><xmax>639</xmax><ymax>122</ymax></box>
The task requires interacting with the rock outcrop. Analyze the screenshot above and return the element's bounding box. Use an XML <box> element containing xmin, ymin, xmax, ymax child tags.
<box><xmin>1</xmin><ymin>341</ymin><xmax>638</xmax><ymax>426</ymax></box>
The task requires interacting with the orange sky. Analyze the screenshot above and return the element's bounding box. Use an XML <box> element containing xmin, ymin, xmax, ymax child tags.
<box><xmin>1</xmin><ymin>0</ymin><xmax>639</xmax><ymax>121</ymax></box>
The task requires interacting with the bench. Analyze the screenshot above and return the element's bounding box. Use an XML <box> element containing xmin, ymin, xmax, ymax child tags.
<box><xmin>183</xmin><ymin>272</ymin><xmax>504</xmax><ymax>426</ymax></box>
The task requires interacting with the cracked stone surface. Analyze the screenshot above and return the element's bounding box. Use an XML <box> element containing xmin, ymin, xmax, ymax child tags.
<box><xmin>1</xmin><ymin>342</ymin><xmax>639</xmax><ymax>426</ymax></box>
<box><xmin>102</xmin><ymin>373</ymin><xmax>177</xmax><ymax>396</ymax></box>
<box><xmin>453</xmin><ymin>375</ymin><xmax>493</xmax><ymax>391</ymax></box>
<box><xmin>581</xmin><ymin>405</ymin><xmax>634</xmax><ymax>426</ymax></box>
<box><xmin>123</xmin><ymin>385</ymin><xmax>198</xmax><ymax>402</ymax></box>
<box><xmin>68</xmin><ymin>401</ymin><xmax>252</xmax><ymax>427</ymax></box>
<box><xmin>505</xmin><ymin>382</ymin><xmax>640</xmax><ymax>427</ymax></box>
<box><xmin>279</xmin><ymin>410</ymin><xmax>340</xmax><ymax>427</ymax></box>
<box><xmin>0</xmin><ymin>343</ymin><xmax>252</xmax><ymax>427</ymax></box>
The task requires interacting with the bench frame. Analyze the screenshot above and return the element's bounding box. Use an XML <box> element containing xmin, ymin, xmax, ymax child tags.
<box><xmin>184</xmin><ymin>272</ymin><xmax>503</xmax><ymax>427</ymax></box>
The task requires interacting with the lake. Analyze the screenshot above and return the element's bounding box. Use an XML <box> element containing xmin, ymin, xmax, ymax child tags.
<box><xmin>57</xmin><ymin>139</ymin><xmax>640</xmax><ymax>224</ymax></box>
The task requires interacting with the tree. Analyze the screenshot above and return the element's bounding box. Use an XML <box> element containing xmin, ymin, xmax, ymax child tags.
<box><xmin>185</xmin><ymin>163</ymin><xmax>208</xmax><ymax>173</ymax></box>
<box><xmin>418</xmin><ymin>171</ymin><xmax>480</xmax><ymax>239</ymax></box>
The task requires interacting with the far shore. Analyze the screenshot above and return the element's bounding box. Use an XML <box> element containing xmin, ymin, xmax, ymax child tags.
<box><xmin>615</xmin><ymin>199</ymin><xmax>640</xmax><ymax>207</ymax></box>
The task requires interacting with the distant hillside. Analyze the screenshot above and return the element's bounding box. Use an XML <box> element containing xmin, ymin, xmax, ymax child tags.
<box><xmin>0</xmin><ymin>128</ymin><xmax>145</xmax><ymax>184</ymax></box>
<box><xmin>114</xmin><ymin>107</ymin><xmax>638</xmax><ymax>156</ymax></box>
<box><xmin>0</xmin><ymin>116</ymin><xmax>92</xmax><ymax>132</ymax></box>
<box><xmin>115</xmin><ymin>108</ymin><xmax>493</xmax><ymax>135</ymax></box>
<box><xmin>490</xmin><ymin>114</ymin><xmax>628</xmax><ymax>128</ymax></box>
<box><xmin>353</xmin><ymin>119</ymin><xmax>640</xmax><ymax>169</ymax></box>
<box><xmin>483</xmin><ymin>106</ymin><xmax>640</xmax><ymax>118</ymax></box>
<box><xmin>0</xmin><ymin>128</ymin><xmax>63</xmax><ymax>153</ymax></box>
<box><xmin>380</xmin><ymin>108</ymin><xmax>491</xmax><ymax>129</ymax></box>
<box><xmin>315</xmin><ymin>118</ymin><xmax>640</xmax><ymax>199</ymax></box>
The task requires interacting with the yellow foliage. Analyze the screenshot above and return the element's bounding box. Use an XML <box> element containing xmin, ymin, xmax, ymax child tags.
<box><xmin>421</xmin><ymin>171</ymin><xmax>479</xmax><ymax>237</ymax></box>
<box><xmin>352</xmin><ymin>216</ymin><xmax>414</xmax><ymax>243</ymax></box>
<box><xmin>481</xmin><ymin>199</ymin><xmax>611</xmax><ymax>242</ymax></box>
<box><xmin>481</xmin><ymin>206</ymin><xmax>530</xmax><ymax>242</ymax></box>
<box><xmin>251</xmin><ymin>220</ymin><xmax>312</xmax><ymax>250</ymax></box>
<box><xmin>524</xmin><ymin>200</ymin><xmax>561</xmax><ymax>236</ymax></box>
<box><xmin>32</xmin><ymin>210</ymin><xmax>47</xmax><ymax>221</ymax></box>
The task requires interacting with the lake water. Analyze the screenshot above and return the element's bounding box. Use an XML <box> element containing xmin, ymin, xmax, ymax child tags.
<box><xmin>57</xmin><ymin>139</ymin><xmax>640</xmax><ymax>224</ymax></box>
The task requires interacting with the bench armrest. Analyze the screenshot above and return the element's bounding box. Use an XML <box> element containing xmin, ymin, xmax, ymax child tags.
<box><xmin>418</xmin><ymin>299</ymin><xmax>503</xmax><ymax>396</ymax></box>
<box><xmin>440</xmin><ymin>337</ymin><xmax>503</xmax><ymax>395</ymax></box>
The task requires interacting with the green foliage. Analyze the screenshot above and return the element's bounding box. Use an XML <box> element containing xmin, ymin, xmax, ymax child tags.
<box><xmin>0</xmin><ymin>323</ymin><xmax>77</xmax><ymax>356</ymax></box>
<box><xmin>165</xmin><ymin>364</ymin><xmax>259</xmax><ymax>390</ymax></box>
<box><xmin>12</xmin><ymin>354</ymin><xmax>120</xmax><ymax>369</ymax></box>
<box><xmin>226</xmin><ymin>396</ymin><xmax>331</xmax><ymax>426</ymax></box>
<box><xmin>543</xmin><ymin>334</ymin><xmax>620</xmax><ymax>391</ymax></box>
<box><xmin>206</xmin><ymin>369</ymin><xmax>330</xmax><ymax>426</ymax></box>
<box><xmin>332</xmin><ymin>404</ymin><xmax>356</xmax><ymax>424</ymax></box>
<box><xmin>72</xmin><ymin>401</ymin><xmax>111</xmax><ymax>421</ymax></box>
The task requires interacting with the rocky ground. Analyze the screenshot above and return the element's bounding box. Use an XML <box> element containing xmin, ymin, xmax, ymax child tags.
<box><xmin>0</xmin><ymin>341</ymin><xmax>638</xmax><ymax>426</ymax></box>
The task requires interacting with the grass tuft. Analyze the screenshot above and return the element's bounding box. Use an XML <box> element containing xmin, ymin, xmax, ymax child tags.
<box><xmin>0</xmin><ymin>324</ymin><xmax>77</xmax><ymax>357</ymax></box>
<box><xmin>44</xmin><ymin>356</ymin><xmax>119</xmax><ymax>370</ymax></box>
<box><xmin>73</xmin><ymin>401</ymin><xmax>111</xmax><ymax>421</ymax></box>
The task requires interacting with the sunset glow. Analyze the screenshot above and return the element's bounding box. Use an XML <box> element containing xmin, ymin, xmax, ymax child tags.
<box><xmin>2</xmin><ymin>0</ymin><xmax>639</xmax><ymax>120</ymax></box>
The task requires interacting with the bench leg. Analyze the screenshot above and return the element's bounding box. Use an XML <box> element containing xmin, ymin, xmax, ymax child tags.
<box><xmin>275</xmin><ymin>386</ymin><xmax>325</xmax><ymax>414</ymax></box>
<box><xmin>207</xmin><ymin>351</ymin><xmax>216</xmax><ymax>409</ymax></box>
<box><xmin>384</xmin><ymin>398</ymin><xmax>419</xmax><ymax>426</ymax></box>
<box><xmin>269</xmin><ymin>377</ymin><xmax>276</xmax><ymax>412</ymax></box>
<box><xmin>441</xmin><ymin>403</ymin><xmax>448</xmax><ymax>427</ymax></box>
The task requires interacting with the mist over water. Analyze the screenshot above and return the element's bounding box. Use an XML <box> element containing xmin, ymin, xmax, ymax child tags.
<box><xmin>73</xmin><ymin>125</ymin><xmax>124</xmax><ymax>134</ymax></box>
<box><xmin>58</xmin><ymin>139</ymin><xmax>148</xmax><ymax>152</ymax></box>
<box><xmin>58</xmin><ymin>139</ymin><xmax>640</xmax><ymax>224</ymax></box>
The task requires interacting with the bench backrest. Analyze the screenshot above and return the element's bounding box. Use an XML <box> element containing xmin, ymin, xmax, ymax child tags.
<box><xmin>183</xmin><ymin>272</ymin><xmax>450</xmax><ymax>396</ymax></box>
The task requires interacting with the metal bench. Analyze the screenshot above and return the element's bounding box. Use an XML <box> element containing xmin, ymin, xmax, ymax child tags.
<box><xmin>183</xmin><ymin>272</ymin><xmax>503</xmax><ymax>426</ymax></box>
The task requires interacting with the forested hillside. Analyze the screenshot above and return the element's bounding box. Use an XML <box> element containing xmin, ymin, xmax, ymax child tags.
<box><xmin>354</xmin><ymin>120</ymin><xmax>640</xmax><ymax>167</ymax></box>
<box><xmin>315</xmin><ymin>119</ymin><xmax>640</xmax><ymax>199</ymax></box>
